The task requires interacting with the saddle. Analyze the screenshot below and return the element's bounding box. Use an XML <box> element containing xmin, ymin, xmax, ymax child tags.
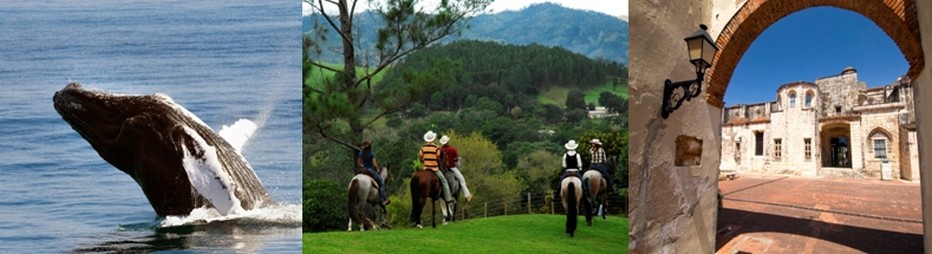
<box><xmin>355</xmin><ymin>168</ymin><xmax>380</xmax><ymax>189</ymax></box>
<box><xmin>564</xmin><ymin>168</ymin><xmax>581</xmax><ymax>178</ymax></box>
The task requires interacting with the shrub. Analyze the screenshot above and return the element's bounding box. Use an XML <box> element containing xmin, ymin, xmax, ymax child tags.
<box><xmin>303</xmin><ymin>179</ymin><xmax>348</xmax><ymax>232</ymax></box>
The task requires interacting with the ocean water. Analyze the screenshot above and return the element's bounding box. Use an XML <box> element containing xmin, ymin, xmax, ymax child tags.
<box><xmin>0</xmin><ymin>1</ymin><xmax>302</xmax><ymax>253</ymax></box>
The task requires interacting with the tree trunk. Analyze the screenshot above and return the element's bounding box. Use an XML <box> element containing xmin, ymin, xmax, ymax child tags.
<box><xmin>338</xmin><ymin>1</ymin><xmax>356</xmax><ymax>89</ymax></box>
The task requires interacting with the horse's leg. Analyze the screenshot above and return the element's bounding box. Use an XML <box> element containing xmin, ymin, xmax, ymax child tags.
<box><xmin>431</xmin><ymin>198</ymin><xmax>437</xmax><ymax>228</ymax></box>
<box><xmin>348</xmin><ymin>179</ymin><xmax>359</xmax><ymax>231</ymax></box>
<box><xmin>440</xmin><ymin>199</ymin><xmax>449</xmax><ymax>225</ymax></box>
<box><xmin>411</xmin><ymin>175</ymin><xmax>424</xmax><ymax>229</ymax></box>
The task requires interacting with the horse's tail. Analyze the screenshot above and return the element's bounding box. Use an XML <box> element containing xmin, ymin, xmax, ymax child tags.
<box><xmin>566</xmin><ymin>182</ymin><xmax>578</xmax><ymax>237</ymax></box>
<box><xmin>582</xmin><ymin>177</ymin><xmax>593</xmax><ymax>224</ymax></box>
<box><xmin>410</xmin><ymin>174</ymin><xmax>421</xmax><ymax>224</ymax></box>
<box><xmin>348</xmin><ymin>178</ymin><xmax>360</xmax><ymax>230</ymax></box>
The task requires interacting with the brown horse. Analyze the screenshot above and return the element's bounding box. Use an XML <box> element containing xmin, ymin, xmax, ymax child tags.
<box><xmin>410</xmin><ymin>169</ymin><xmax>452</xmax><ymax>228</ymax></box>
<box><xmin>347</xmin><ymin>166</ymin><xmax>391</xmax><ymax>231</ymax></box>
<box><xmin>582</xmin><ymin>156</ymin><xmax>617</xmax><ymax>226</ymax></box>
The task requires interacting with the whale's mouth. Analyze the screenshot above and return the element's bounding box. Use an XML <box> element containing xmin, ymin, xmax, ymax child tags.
<box><xmin>53</xmin><ymin>83</ymin><xmax>130</xmax><ymax>144</ymax></box>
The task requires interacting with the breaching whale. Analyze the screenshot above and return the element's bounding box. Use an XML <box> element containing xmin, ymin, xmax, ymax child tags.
<box><xmin>52</xmin><ymin>82</ymin><xmax>273</xmax><ymax>216</ymax></box>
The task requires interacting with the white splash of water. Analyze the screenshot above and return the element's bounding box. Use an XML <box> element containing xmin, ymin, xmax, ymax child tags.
<box><xmin>158</xmin><ymin>203</ymin><xmax>302</xmax><ymax>228</ymax></box>
<box><xmin>218</xmin><ymin>119</ymin><xmax>258</xmax><ymax>153</ymax></box>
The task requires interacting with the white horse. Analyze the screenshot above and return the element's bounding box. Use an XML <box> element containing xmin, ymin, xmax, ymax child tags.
<box><xmin>347</xmin><ymin>166</ymin><xmax>391</xmax><ymax>231</ymax></box>
<box><xmin>560</xmin><ymin>171</ymin><xmax>582</xmax><ymax>237</ymax></box>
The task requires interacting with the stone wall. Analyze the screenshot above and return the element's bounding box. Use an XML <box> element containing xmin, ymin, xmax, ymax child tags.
<box><xmin>629</xmin><ymin>0</ymin><xmax>718</xmax><ymax>252</ymax></box>
<box><xmin>815</xmin><ymin>70</ymin><xmax>865</xmax><ymax>118</ymax></box>
<box><xmin>856</xmin><ymin>107</ymin><xmax>905</xmax><ymax>178</ymax></box>
<box><xmin>766</xmin><ymin>83</ymin><xmax>820</xmax><ymax>176</ymax></box>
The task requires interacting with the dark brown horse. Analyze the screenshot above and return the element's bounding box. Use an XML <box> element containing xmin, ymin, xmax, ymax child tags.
<box><xmin>347</xmin><ymin>166</ymin><xmax>391</xmax><ymax>231</ymax></box>
<box><xmin>410</xmin><ymin>169</ymin><xmax>452</xmax><ymax>228</ymax></box>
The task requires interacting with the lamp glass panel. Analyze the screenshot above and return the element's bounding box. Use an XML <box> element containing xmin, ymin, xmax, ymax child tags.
<box><xmin>702</xmin><ymin>39</ymin><xmax>716</xmax><ymax>66</ymax></box>
<box><xmin>687</xmin><ymin>38</ymin><xmax>702</xmax><ymax>62</ymax></box>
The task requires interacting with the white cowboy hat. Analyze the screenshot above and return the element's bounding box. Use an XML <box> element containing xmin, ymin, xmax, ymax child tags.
<box><xmin>564</xmin><ymin>140</ymin><xmax>579</xmax><ymax>150</ymax></box>
<box><xmin>440</xmin><ymin>135</ymin><xmax>450</xmax><ymax>145</ymax></box>
<box><xmin>590</xmin><ymin>139</ymin><xmax>602</xmax><ymax>146</ymax></box>
<box><xmin>423</xmin><ymin>131</ymin><xmax>437</xmax><ymax>142</ymax></box>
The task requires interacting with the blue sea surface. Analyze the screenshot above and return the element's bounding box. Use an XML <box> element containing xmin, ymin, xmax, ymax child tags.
<box><xmin>0</xmin><ymin>1</ymin><xmax>301</xmax><ymax>252</ymax></box>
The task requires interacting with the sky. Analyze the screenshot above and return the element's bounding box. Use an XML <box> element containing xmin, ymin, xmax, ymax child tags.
<box><xmin>724</xmin><ymin>7</ymin><xmax>909</xmax><ymax>105</ymax></box>
<box><xmin>302</xmin><ymin>0</ymin><xmax>627</xmax><ymax>18</ymax></box>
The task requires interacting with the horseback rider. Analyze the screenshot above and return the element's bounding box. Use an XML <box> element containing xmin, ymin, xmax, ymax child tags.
<box><xmin>440</xmin><ymin>135</ymin><xmax>473</xmax><ymax>202</ymax></box>
<box><xmin>560</xmin><ymin>140</ymin><xmax>583</xmax><ymax>191</ymax></box>
<box><xmin>356</xmin><ymin>140</ymin><xmax>390</xmax><ymax>206</ymax></box>
<box><xmin>419</xmin><ymin>131</ymin><xmax>456</xmax><ymax>205</ymax></box>
<box><xmin>588</xmin><ymin>139</ymin><xmax>614</xmax><ymax>193</ymax></box>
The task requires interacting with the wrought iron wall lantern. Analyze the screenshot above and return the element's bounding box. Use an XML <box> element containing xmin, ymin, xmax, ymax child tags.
<box><xmin>661</xmin><ymin>24</ymin><xmax>718</xmax><ymax>119</ymax></box>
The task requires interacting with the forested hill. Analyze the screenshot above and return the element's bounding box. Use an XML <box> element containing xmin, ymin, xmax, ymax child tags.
<box><xmin>376</xmin><ymin>40</ymin><xmax>627</xmax><ymax>111</ymax></box>
<box><xmin>302</xmin><ymin>2</ymin><xmax>628</xmax><ymax>64</ymax></box>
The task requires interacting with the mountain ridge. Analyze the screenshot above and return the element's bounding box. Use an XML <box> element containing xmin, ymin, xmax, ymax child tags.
<box><xmin>303</xmin><ymin>2</ymin><xmax>628</xmax><ymax>64</ymax></box>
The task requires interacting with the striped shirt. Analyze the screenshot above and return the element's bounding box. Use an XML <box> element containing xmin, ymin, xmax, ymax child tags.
<box><xmin>420</xmin><ymin>143</ymin><xmax>441</xmax><ymax>170</ymax></box>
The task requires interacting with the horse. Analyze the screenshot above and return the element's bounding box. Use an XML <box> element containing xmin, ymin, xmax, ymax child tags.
<box><xmin>347</xmin><ymin>166</ymin><xmax>392</xmax><ymax>231</ymax></box>
<box><xmin>410</xmin><ymin>169</ymin><xmax>453</xmax><ymax>228</ymax></box>
<box><xmin>439</xmin><ymin>152</ymin><xmax>461</xmax><ymax>222</ymax></box>
<box><xmin>560</xmin><ymin>170</ymin><xmax>583</xmax><ymax>237</ymax></box>
<box><xmin>583</xmin><ymin>155</ymin><xmax>617</xmax><ymax>226</ymax></box>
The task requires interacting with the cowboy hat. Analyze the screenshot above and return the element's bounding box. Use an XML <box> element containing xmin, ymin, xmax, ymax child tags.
<box><xmin>590</xmin><ymin>139</ymin><xmax>602</xmax><ymax>146</ymax></box>
<box><xmin>424</xmin><ymin>131</ymin><xmax>437</xmax><ymax>142</ymax></box>
<box><xmin>565</xmin><ymin>140</ymin><xmax>579</xmax><ymax>150</ymax></box>
<box><xmin>440</xmin><ymin>135</ymin><xmax>450</xmax><ymax>145</ymax></box>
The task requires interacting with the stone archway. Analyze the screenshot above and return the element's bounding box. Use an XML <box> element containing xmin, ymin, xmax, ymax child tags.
<box><xmin>820</xmin><ymin>122</ymin><xmax>852</xmax><ymax>168</ymax></box>
<box><xmin>704</xmin><ymin>0</ymin><xmax>925</xmax><ymax>108</ymax></box>
<box><xmin>629</xmin><ymin>0</ymin><xmax>932</xmax><ymax>253</ymax></box>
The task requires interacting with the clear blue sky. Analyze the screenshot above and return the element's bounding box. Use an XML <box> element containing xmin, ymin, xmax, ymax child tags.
<box><xmin>724</xmin><ymin>7</ymin><xmax>909</xmax><ymax>106</ymax></box>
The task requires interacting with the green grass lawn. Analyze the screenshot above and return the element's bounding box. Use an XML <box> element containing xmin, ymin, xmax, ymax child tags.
<box><xmin>537</xmin><ymin>86</ymin><xmax>570</xmax><ymax>106</ymax></box>
<box><xmin>538</xmin><ymin>83</ymin><xmax>629</xmax><ymax>107</ymax></box>
<box><xmin>305</xmin><ymin>62</ymin><xmax>388</xmax><ymax>88</ymax></box>
<box><xmin>304</xmin><ymin>214</ymin><xmax>628</xmax><ymax>253</ymax></box>
<box><xmin>584</xmin><ymin>83</ymin><xmax>629</xmax><ymax>102</ymax></box>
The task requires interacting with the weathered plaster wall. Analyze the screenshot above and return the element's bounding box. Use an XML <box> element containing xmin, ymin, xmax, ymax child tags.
<box><xmin>915</xmin><ymin>0</ymin><xmax>932</xmax><ymax>249</ymax></box>
<box><xmin>858</xmin><ymin>109</ymin><xmax>904</xmax><ymax>178</ymax></box>
<box><xmin>628</xmin><ymin>0</ymin><xmax>718</xmax><ymax>252</ymax></box>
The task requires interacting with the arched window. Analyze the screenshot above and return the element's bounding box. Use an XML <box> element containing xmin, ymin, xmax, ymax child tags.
<box><xmin>788</xmin><ymin>91</ymin><xmax>797</xmax><ymax>108</ymax></box>
<box><xmin>870</xmin><ymin>130</ymin><xmax>891</xmax><ymax>159</ymax></box>
<box><xmin>805</xmin><ymin>90</ymin><xmax>814</xmax><ymax>108</ymax></box>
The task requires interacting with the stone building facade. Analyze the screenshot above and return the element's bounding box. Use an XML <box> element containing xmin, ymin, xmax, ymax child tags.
<box><xmin>719</xmin><ymin>67</ymin><xmax>920</xmax><ymax>180</ymax></box>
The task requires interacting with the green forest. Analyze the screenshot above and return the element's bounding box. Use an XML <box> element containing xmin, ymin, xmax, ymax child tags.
<box><xmin>304</xmin><ymin>39</ymin><xmax>627</xmax><ymax>232</ymax></box>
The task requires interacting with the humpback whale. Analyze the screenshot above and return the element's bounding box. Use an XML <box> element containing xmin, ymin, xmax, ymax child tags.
<box><xmin>52</xmin><ymin>82</ymin><xmax>273</xmax><ymax>216</ymax></box>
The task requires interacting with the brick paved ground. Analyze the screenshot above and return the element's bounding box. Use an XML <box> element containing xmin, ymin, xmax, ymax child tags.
<box><xmin>716</xmin><ymin>174</ymin><xmax>923</xmax><ymax>253</ymax></box>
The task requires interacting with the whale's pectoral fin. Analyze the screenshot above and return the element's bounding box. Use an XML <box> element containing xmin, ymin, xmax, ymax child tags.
<box><xmin>178</xmin><ymin>125</ymin><xmax>244</xmax><ymax>216</ymax></box>
<box><xmin>218</xmin><ymin>119</ymin><xmax>257</xmax><ymax>153</ymax></box>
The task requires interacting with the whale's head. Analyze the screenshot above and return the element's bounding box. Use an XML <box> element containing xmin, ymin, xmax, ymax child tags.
<box><xmin>53</xmin><ymin>82</ymin><xmax>195</xmax><ymax>171</ymax></box>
